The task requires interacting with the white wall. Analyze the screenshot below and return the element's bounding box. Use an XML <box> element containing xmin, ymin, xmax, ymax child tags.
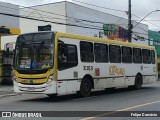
<box><xmin>0</xmin><ymin>2</ymin><xmax>19</xmax><ymax>28</ymax></box>
<box><xmin>20</xmin><ymin>2</ymin><xmax>67</xmax><ymax>33</ymax></box>
<box><xmin>1</xmin><ymin>1</ymin><xmax>149</xmax><ymax>49</ymax></box>
<box><xmin>66</xmin><ymin>2</ymin><xmax>149</xmax><ymax>45</ymax></box>
<box><xmin>1</xmin><ymin>2</ymin><xmax>67</xmax><ymax>50</ymax></box>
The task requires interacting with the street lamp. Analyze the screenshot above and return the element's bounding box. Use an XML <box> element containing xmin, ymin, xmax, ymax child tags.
<box><xmin>133</xmin><ymin>10</ymin><xmax>160</xmax><ymax>28</ymax></box>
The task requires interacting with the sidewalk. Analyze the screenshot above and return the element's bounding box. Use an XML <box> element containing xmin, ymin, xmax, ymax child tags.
<box><xmin>0</xmin><ymin>85</ymin><xmax>14</xmax><ymax>96</ymax></box>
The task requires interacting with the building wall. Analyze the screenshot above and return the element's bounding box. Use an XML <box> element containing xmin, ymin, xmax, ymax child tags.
<box><xmin>66</xmin><ymin>2</ymin><xmax>149</xmax><ymax>45</ymax></box>
<box><xmin>1</xmin><ymin>1</ymin><xmax>149</xmax><ymax>49</ymax></box>
<box><xmin>0</xmin><ymin>2</ymin><xmax>19</xmax><ymax>28</ymax></box>
<box><xmin>148</xmin><ymin>30</ymin><xmax>160</xmax><ymax>57</ymax></box>
<box><xmin>1</xmin><ymin>2</ymin><xmax>67</xmax><ymax>49</ymax></box>
<box><xmin>20</xmin><ymin>2</ymin><xmax>67</xmax><ymax>33</ymax></box>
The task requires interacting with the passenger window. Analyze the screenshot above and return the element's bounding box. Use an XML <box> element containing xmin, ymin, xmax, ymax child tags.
<box><xmin>151</xmin><ymin>50</ymin><xmax>155</xmax><ymax>64</ymax></box>
<box><xmin>58</xmin><ymin>44</ymin><xmax>78</xmax><ymax>70</ymax></box>
<box><xmin>142</xmin><ymin>49</ymin><xmax>151</xmax><ymax>64</ymax></box>
<box><xmin>109</xmin><ymin>45</ymin><xmax>121</xmax><ymax>63</ymax></box>
<box><xmin>94</xmin><ymin>43</ymin><xmax>108</xmax><ymax>63</ymax></box>
<box><xmin>80</xmin><ymin>41</ymin><xmax>94</xmax><ymax>62</ymax></box>
<box><xmin>122</xmin><ymin>46</ymin><xmax>132</xmax><ymax>63</ymax></box>
<box><xmin>133</xmin><ymin>48</ymin><xmax>142</xmax><ymax>63</ymax></box>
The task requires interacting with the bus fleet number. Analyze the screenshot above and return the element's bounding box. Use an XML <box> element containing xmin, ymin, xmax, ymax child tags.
<box><xmin>83</xmin><ymin>66</ymin><xmax>93</xmax><ymax>71</ymax></box>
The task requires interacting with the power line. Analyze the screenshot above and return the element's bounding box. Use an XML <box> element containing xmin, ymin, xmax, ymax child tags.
<box><xmin>2</xmin><ymin>10</ymin><xmax>160</xmax><ymax>44</ymax></box>
<box><xmin>1</xmin><ymin>1</ymin><xmax>160</xmax><ymax>43</ymax></box>
<box><xmin>134</xmin><ymin>19</ymin><xmax>160</xmax><ymax>21</ymax></box>
<box><xmin>72</xmin><ymin>0</ymin><xmax>125</xmax><ymax>12</ymax></box>
<box><xmin>0</xmin><ymin>12</ymin><xmax>107</xmax><ymax>31</ymax></box>
<box><xmin>0</xmin><ymin>2</ymin><xmax>126</xmax><ymax>26</ymax></box>
<box><xmin>132</xmin><ymin>14</ymin><xmax>160</xmax><ymax>29</ymax></box>
<box><xmin>1</xmin><ymin>0</ymin><xmax>160</xmax><ymax>31</ymax></box>
<box><xmin>0</xmin><ymin>2</ymin><xmax>130</xmax><ymax>30</ymax></box>
<box><xmin>0</xmin><ymin>3</ymin><xmax>106</xmax><ymax>29</ymax></box>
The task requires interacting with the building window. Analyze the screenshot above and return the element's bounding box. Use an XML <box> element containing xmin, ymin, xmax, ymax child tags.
<box><xmin>94</xmin><ymin>43</ymin><xmax>108</xmax><ymax>63</ymax></box>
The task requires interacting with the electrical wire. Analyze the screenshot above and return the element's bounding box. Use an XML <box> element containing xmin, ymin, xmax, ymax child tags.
<box><xmin>1</xmin><ymin>1</ymin><xmax>160</xmax><ymax>43</ymax></box>
<box><xmin>72</xmin><ymin>0</ymin><xmax>125</xmax><ymax>12</ymax></box>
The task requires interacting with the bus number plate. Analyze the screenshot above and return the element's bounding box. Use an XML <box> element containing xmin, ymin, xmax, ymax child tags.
<box><xmin>28</xmin><ymin>87</ymin><xmax>35</xmax><ymax>90</ymax></box>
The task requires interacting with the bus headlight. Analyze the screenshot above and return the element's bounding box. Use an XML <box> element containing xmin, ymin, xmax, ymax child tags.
<box><xmin>47</xmin><ymin>74</ymin><xmax>54</xmax><ymax>84</ymax></box>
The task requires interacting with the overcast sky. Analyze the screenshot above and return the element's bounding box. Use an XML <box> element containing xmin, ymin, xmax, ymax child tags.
<box><xmin>0</xmin><ymin>0</ymin><xmax>160</xmax><ymax>30</ymax></box>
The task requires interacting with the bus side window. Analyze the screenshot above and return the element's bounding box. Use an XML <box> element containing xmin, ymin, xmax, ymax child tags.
<box><xmin>58</xmin><ymin>43</ymin><xmax>67</xmax><ymax>63</ymax></box>
<box><xmin>109</xmin><ymin>45</ymin><xmax>121</xmax><ymax>63</ymax></box>
<box><xmin>142</xmin><ymin>49</ymin><xmax>151</xmax><ymax>64</ymax></box>
<box><xmin>58</xmin><ymin>44</ymin><xmax>78</xmax><ymax>70</ymax></box>
<box><xmin>122</xmin><ymin>46</ymin><xmax>132</xmax><ymax>63</ymax></box>
<box><xmin>151</xmin><ymin>50</ymin><xmax>155</xmax><ymax>64</ymax></box>
<box><xmin>80</xmin><ymin>41</ymin><xmax>94</xmax><ymax>62</ymax></box>
<box><xmin>94</xmin><ymin>43</ymin><xmax>108</xmax><ymax>63</ymax></box>
<box><xmin>133</xmin><ymin>48</ymin><xmax>142</xmax><ymax>63</ymax></box>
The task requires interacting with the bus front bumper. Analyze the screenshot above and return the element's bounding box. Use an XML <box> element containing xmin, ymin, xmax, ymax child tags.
<box><xmin>14</xmin><ymin>81</ymin><xmax>57</xmax><ymax>94</ymax></box>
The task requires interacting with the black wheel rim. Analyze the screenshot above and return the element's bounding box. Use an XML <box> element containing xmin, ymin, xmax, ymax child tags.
<box><xmin>83</xmin><ymin>82</ymin><xmax>90</xmax><ymax>93</ymax></box>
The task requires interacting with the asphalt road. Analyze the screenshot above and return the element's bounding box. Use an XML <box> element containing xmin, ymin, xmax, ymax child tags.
<box><xmin>0</xmin><ymin>81</ymin><xmax>160</xmax><ymax>120</ymax></box>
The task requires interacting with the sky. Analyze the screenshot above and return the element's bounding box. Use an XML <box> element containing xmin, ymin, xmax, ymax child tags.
<box><xmin>0</xmin><ymin>0</ymin><xmax>160</xmax><ymax>30</ymax></box>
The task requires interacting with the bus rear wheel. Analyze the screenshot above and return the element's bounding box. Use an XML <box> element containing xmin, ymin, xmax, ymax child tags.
<box><xmin>79</xmin><ymin>77</ymin><xmax>91</xmax><ymax>97</ymax></box>
<box><xmin>134</xmin><ymin>74</ymin><xmax>143</xmax><ymax>90</ymax></box>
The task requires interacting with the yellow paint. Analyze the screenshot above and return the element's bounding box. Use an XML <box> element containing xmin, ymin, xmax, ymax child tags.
<box><xmin>155</xmin><ymin>50</ymin><xmax>158</xmax><ymax>75</ymax></box>
<box><xmin>13</xmin><ymin>68</ymin><xmax>55</xmax><ymax>84</ymax></box>
<box><xmin>54</xmin><ymin>34</ymin><xmax>59</xmax><ymax>81</ymax></box>
<box><xmin>81</xmin><ymin>100</ymin><xmax>160</xmax><ymax>120</ymax></box>
<box><xmin>0</xmin><ymin>27</ymin><xmax>20</xmax><ymax>36</ymax></box>
<box><xmin>9</xmin><ymin>27</ymin><xmax>21</xmax><ymax>35</ymax></box>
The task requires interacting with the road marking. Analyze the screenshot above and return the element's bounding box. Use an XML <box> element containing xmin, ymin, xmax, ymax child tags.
<box><xmin>81</xmin><ymin>99</ymin><xmax>160</xmax><ymax>120</ymax></box>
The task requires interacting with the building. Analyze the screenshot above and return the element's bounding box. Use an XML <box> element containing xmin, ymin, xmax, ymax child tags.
<box><xmin>1</xmin><ymin>1</ymin><xmax>149</xmax><ymax>49</ymax></box>
<box><xmin>0</xmin><ymin>2</ymin><xmax>20</xmax><ymax>84</ymax></box>
<box><xmin>148</xmin><ymin>30</ymin><xmax>160</xmax><ymax>62</ymax></box>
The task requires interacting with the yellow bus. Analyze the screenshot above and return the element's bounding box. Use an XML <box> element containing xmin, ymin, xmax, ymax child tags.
<box><xmin>13</xmin><ymin>31</ymin><xmax>158</xmax><ymax>98</ymax></box>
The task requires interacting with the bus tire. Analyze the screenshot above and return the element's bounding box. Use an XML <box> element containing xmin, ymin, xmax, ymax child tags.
<box><xmin>134</xmin><ymin>74</ymin><xmax>143</xmax><ymax>90</ymax></box>
<box><xmin>79</xmin><ymin>77</ymin><xmax>91</xmax><ymax>97</ymax></box>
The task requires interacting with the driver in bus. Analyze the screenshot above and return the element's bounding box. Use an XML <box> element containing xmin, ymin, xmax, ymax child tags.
<box><xmin>42</xmin><ymin>55</ymin><xmax>51</xmax><ymax>69</ymax></box>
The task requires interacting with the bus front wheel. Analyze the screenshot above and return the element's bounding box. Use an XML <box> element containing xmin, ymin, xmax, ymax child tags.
<box><xmin>79</xmin><ymin>77</ymin><xmax>91</xmax><ymax>97</ymax></box>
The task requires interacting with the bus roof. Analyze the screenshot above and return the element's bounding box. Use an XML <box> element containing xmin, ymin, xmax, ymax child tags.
<box><xmin>19</xmin><ymin>31</ymin><xmax>155</xmax><ymax>50</ymax></box>
<box><xmin>56</xmin><ymin>32</ymin><xmax>155</xmax><ymax>50</ymax></box>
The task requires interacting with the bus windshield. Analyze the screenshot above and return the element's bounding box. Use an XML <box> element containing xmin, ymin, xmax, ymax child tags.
<box><xmin>14</xmin><ymin>32</ymin><xmax>54</xmax><ymax>72</ymax></box>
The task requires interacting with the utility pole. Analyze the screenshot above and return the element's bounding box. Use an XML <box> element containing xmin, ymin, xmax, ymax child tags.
<box><xmin>128</xmin><ymin>0</ymin><xmax>132</xmax><ymax>42</ymax></box>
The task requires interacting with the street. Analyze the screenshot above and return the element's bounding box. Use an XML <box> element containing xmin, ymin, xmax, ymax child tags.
<box><xmin>0</xmin><ymin>82</ymin><xmax>160</xmax><ymax>119</ymax></box>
